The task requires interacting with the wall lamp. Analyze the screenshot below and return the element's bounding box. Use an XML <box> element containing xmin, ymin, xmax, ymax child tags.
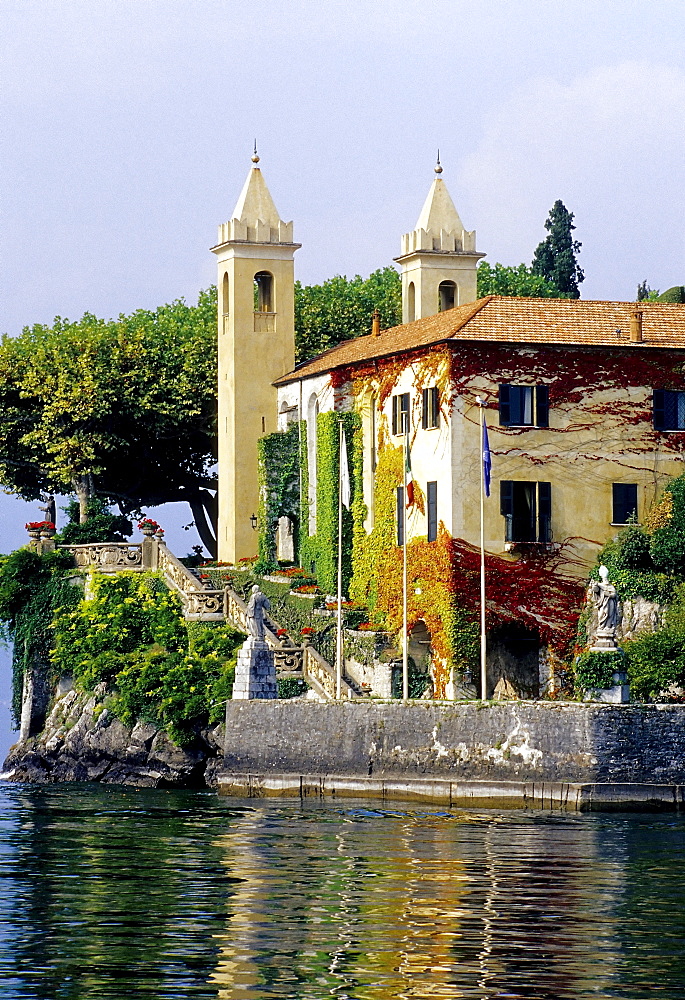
<box><xmin>250</xmin><ymin>513</ymin><xmax>258</xmax><ymax>531</ymax></box>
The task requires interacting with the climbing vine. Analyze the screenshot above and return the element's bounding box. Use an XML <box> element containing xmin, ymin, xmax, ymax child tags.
<box><xmin>256</xmin><ymin>423</ymin><xmax>300</xmax><ymax>572</ymax></box>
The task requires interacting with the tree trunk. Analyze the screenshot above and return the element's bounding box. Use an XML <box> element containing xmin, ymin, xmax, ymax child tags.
<box><xmin>71</xmin><ymin>474</ymin><xmax>94</xmax><ymax>523</ymax></box>
<box><xmin>189</xmin><ymin>493</ymin><xmax>217</xmax><ymax>559</ymax></box>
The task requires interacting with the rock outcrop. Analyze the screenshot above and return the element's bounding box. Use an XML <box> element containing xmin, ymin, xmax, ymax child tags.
<box><xmin>2</xmin><ymin>682</ymin><xmax>225</xmax><ymax>788</ymax></box>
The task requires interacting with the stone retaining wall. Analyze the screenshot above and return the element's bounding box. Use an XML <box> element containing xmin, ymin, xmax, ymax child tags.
<box><xmin>222</xmin><ymin>700</ymin><xmax>685</xmax><ymax>788</ymax></box>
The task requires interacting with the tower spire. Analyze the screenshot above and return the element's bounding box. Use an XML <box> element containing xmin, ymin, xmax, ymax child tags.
<box><xmin>435</xmin><ymin>149</ymin><xmax>442</xmax><ymax>174</ymax></box>
<box><xmin>252</xmin><ymin>140</ymin><xmax>259</xmax><ymax>164</ymax></box>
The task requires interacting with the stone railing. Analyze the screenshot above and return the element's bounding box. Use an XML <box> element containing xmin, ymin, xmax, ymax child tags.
<box><xmin>303</xmin><ymin>645</ymin><xmax>354</xmax><ymax>700</ymax></box>
<box><xmin>156</xmin><ymin>542</ymin><xmax>225</xmax><ymax>622</ymax></box>
<box><xmin>61</xmin><ymin>543</ymin><xmax>143</xmax><ymax>572</ymax></box>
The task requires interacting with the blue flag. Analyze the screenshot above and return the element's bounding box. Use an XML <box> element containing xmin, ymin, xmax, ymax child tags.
<box><xmin>482</xmin><ymin>418</ymin><xmax>492</xmax><ymax>498</ymax></box>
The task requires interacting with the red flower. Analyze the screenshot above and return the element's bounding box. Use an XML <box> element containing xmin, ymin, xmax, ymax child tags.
<box><xmin>300</xmin><ymin>627</ymin><xmax>315</xmax><ymax>635</ymax></box>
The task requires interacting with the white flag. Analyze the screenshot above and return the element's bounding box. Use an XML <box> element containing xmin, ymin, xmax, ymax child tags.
<box><xmin>340</xmin><ymin>428</ymin><xmax>350</xmax><ymax>508</ymax></box>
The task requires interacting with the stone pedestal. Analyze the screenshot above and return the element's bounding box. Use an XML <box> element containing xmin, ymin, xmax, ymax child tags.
<box><xmin>232</xmin><ymin>637</ymin><xmax>277</xmax><ymax>700</ymax></box>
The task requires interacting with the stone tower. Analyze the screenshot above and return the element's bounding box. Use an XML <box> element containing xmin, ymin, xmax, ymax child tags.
<box><xmin>395</xmin><ymin>159</ymin><xmax>485</xmax><ymax>323</ymax></box>
<box><xmin>212</xmin><ymin>153</ymin><xmax>300</xmax><ymax>563</ymax></box>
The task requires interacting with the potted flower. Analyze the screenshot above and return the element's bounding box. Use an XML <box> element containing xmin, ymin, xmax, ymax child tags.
<box><xmin>300</xmin><ymin>626</ymin><xmax>315</xmax><ymax>647</ymax></box>
<box><xmin>276</xmin><ymin>627</ymin><xmax>291</xmax><ymax>647</ymax></box>
<box><xmin>25</xmin><ymin>520</ymin><xmax>44</xmax><ymax>540</ymax></box>
<box><xmin>137</xmin><ymin>518</ymin><xmax>160</xmax><ymax>537</ymax></box>
<box><xmin>39</xmin><ymin>521</ymin><xmax>56</xmax><ymax>538</ymax></box>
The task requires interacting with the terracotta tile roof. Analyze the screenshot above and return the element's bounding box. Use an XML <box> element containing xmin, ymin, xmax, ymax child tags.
<box><xmin>274</xmin><ymin>296</ymin><xmax>685</xmax><ymax>386</ymax></box>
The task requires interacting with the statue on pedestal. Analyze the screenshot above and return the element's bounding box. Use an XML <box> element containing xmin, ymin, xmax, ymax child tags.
<box><xmin>246</xmin><ymin>585</ymin><xmax>271</xmax><ymax>640</ymax></box>
<box><xmin>589</xmin><ymin>565</ymin><xmax>619</xmax><ymax>651</ymax></box>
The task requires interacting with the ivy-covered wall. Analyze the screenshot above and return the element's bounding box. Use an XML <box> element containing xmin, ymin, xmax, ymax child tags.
<box><xmin>256</xmin><ymin>423</ymin><xmax>300</xmax><ymax>572</ymax></box>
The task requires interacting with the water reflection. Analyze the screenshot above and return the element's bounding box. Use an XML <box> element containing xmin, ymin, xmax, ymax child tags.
<box><xmin>211</xmin><ymin>804</ymin><xmax>685</xmax><ymax>999</ymax></box>
<box><xmin>0</xmin><ymin>787</ymin><xmax>684</xmax><ymax>998</ymax></box>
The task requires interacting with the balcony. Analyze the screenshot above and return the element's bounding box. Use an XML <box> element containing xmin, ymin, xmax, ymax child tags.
<box><xmin>254</xmin><ymin>311</ymin><xmax>276</xmax><ymax>333</ymax></box>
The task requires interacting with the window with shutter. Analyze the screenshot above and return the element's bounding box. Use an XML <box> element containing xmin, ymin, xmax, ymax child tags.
<box><xmin>422</xmin><ymin>387</ymin><xmax>439</xmax><ymax>429</ymax></box>
<box><xmin>392</xmin><ymin>393</ymin><xmax>410</xmax><ymax>435</ymax></box>
<box><xmin>499</xmin><ymin>384</ymin><xmax>549</xmax><ymax>427</ymax></box>
<box><xmin>501</xmin><ymin>481</ymin><xmax>552</xmax><ymax>543</ymax></box>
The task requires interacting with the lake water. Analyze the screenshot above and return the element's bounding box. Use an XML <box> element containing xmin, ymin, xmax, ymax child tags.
<box><xmin>0</xmin><ymin>785</ymin><xmax>684</xmax><ymax>999</ymax></box>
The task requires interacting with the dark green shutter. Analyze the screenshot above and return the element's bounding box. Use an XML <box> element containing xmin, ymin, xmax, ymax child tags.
<box><xmin>422</xmin><ymin>388</ymin><xmax>429</xmax><ymax>429</ymax></box>
<box><xmin>500</xmin><ymin>480</ymin><xmax>513</xmax><ymax>516</ymax></box>
<box><xmin>536</xmin><ymin>386</ymin><xmax>549</xmax><ymax>427</ymax></box>
<box><xmin>499</xmin><ymin>384</ymin><xmax>511</xmax><ymax>425</ymax></box>
<box><xmin>538</xmin><ymin>482</ymin><xmax>551</xmax><ymax>542</ymax></box>
<box><xmin>653</xmin><ymin>390</ymin><xmax>666</xmax><ymax>431</ymax></box>
<box><xmin>427</xmin><ymin>481</ymin><xmax>437</xmax><ymax>542</ymax></box>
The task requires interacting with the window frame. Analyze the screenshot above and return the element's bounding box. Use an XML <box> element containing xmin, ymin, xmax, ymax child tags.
<box><xmin>612</xmin><ymin>483</ymin><xmax>638</xmax><ymax>525</ymax></box>
<box><xmin>653</xmin><ymin>389</ymin><xmax>685</xmax><ymax>431</ymax></box>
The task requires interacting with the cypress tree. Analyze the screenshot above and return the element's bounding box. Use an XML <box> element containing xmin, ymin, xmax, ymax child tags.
<box><xmin>532</xmin><ymin>200</ymin><xmax>585</xmax><ymax>299</ymax></box>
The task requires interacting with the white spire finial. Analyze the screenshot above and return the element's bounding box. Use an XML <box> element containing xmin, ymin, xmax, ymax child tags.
<box><xmin>434</xmin><ymin>149</ymin><xmax>443</xmax><ymax>174</ymax></box>
<box><xmin>251</xmin><ymin>140</ymin><xmax>260</xmax><ymax>164</ymax></box>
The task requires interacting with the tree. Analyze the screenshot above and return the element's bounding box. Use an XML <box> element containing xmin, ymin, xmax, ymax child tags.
<box><xmin>0</xmin><ymin>289</ymin><xmax>219</xmax><ymax>554</ymax></box>
<box><xmin>294</xmin><ymin>267</ymin><xmax>402</xmax><ymax>363</ymax></box>
<box><xmin>637</xmin><ymin>281</ymin><xmax>659</xmax><ymax>301</ymax></box>
<box><xmin>532</xmin><ymin>200</ymin><xmax>584</xmax><ymax>299</ymax></box>
<box><xmin>477</xmin><ymin>261</ymin><xmax>568</xmax><ymax>298</ymax></box>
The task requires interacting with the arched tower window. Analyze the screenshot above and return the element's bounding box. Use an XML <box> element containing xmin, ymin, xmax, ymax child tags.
<box><xmin>254</xmin><ymin>271</ymin><xmax>274</xmax><ymax>312</ymax></box>
<box><xmin>407</xmin><ymin>281</ymin><xmax>415</xmax><ymax>323</ymax></box>
<box><xmin>222</xmin><ymin>272</ymin><xmax>229</xmax><ymax>315</ymax></box>
<box><xmin>438</xmin><ymin>280</ymin><xmax>456</xmax><ymax>312</ymax></box>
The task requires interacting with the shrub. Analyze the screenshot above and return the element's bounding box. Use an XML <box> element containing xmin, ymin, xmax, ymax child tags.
<box><xmin>57</xmin><ymin>498</ymin><xmax>132</xmax><ymax>545</ymax></box>
<box><xmin>52</xmin><ymin>572</ymin><xmax>244</xmax><ymax>743</ymax></box>
<box><xmin>574</xmin><ymin>651</ymin><xmax>624</xmax><ymax>692</ymax></box>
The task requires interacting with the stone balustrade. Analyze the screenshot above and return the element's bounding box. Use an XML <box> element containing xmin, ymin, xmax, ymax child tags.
<box><xmin>61</xmin><ymin>543</ymin><xmax>143</xmax><ymax>572</ymax></box>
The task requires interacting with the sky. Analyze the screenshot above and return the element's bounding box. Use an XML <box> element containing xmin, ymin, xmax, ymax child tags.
<box><xmin>1</xmin><ymin>0</ymin><xmax>684</xmax><ymax>753</ymax></box>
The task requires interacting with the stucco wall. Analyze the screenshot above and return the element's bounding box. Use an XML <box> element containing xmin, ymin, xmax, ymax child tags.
<box><xmin>223</xmin><ymin>700</ymin><xmax>685</xmax><ymax>785</ymax></box>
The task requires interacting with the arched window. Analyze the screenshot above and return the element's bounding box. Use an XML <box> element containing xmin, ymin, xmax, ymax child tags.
<box><xmin>438</xmin><ymin>280</ymin><xmax>456</xmax><ymax>312</ymax></box>
<box><xmin>407</xmin><ymin>281</ymin><xmax>415</xmax><ymax>323</ymax></box>
<box><xmin>222</xmin><ymin>272</ymin><xmax>229</xmax><ymax>315</ymax></box>
<box><xmin>254</xmin><ymin>271</ymin><xmax>274</xmax><ymax>312</ymax></box>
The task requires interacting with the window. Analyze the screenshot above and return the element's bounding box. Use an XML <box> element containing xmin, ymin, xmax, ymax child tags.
<box><xmin>253</xmin><ymin>271</ymin><xmax>273</xmax><ymax>312</ymax></box>
<box><xmin>396</xmin><ymin>486</ymin><xmax>405</xmax><ymax>545</ymax></box>
<box><xmin>500</xmin><ymin>481</ymin><xmax>551</xmax><ymax>543</ymax></box>
<box><xmin>422</xmin><ymin>387</ymin><xmax>440</xmax><ymax>429</ymax></box>
<box><xmin>222</xmin><ymin>272</ymin><xmax>229</xmax><ymax>315</ymax></box>
<box><xmin>407</xmin><ymin>281</ymin><xmax>415</xmax><ymax>323</ymax></box>
<box><xmin>438</xmin><ymin>281</ymin><xmax>456</xmax><ymax>312</ymax></box>
<box><xmin>613</xmin><ymin>484</ymin><xmax>638</xmax><ymax>525</ymax></box>
<box><xmin>499</xmin><ymin>385</ymin><xmax>549</xmax><ymax>427</ymax></box>
<box><xmin>654</xmin><ymin>390</ymin><xmax>685</xmax><ymax>430</ymax></box>
<box><xmin>392</xmin><ymin>393</ymin><xmax>410</xmax><ymax>435</ymax></box>
<box><xmin>427</xmin><ymin>482</ymin><xmax>437</xmax><ymax>542</ymax></box>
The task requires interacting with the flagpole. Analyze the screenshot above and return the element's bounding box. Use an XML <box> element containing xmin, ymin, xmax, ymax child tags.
<box><xmin>477</xmin><ymin>397</ymin><xmax>487</xmax><ymax>700</ymax></box>
<box><xmin>402</xmin><ymin>424</ymin><xmax>409</xmax><ymax>701</ymax></box>
<box><xmin>336</xmin><ymin>420</ymin><xmax>343</xmax><ymax>700</ymax></box>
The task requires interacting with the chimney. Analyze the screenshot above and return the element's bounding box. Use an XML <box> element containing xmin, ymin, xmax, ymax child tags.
<box><xmin>371</xmin><ymin>309</ymin><xmax>381</xmax><ymax>337</ymax></box>
<box><xmin>630</xmin><ymin>307</ymin><xmax>644</xmax><ymax>343</ymax></box>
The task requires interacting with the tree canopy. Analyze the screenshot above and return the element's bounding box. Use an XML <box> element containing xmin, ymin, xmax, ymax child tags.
<box><xmin>0</xmin><ymin>289</ymin><xmax>218</xmax><ymax>553</ymax></box>
<box><xmin>532</xmin><ymin>200</ymin><xmax>584</xmax><ymax>299</ymax></box>
<box><xmin>294</xmin><ymin>267</ymin><xmax>402</xmax><ymax>362</ymax></box>
<box><xmin>476</xmin><ymin>261</ymin><xmax>567</xmax><ymax>298</ymax></box>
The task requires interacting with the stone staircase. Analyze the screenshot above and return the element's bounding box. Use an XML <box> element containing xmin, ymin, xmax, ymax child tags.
<box><xmin>58</xmin><ymin>537</ymin><xmax>353</xmax><ymax>701</ymax></box>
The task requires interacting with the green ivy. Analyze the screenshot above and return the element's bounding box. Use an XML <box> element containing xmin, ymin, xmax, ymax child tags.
<box><xmin>0</xmin><ymin>548</ymin><xmax>80</xmax><ymax>725</ymax></box>
<box><xmin>51</xmin><ymin>571</ymin><xmax>244</xmax><ymax>744</ymax></box>
<box><xmin>574</xmin><ymin>650</ymin><xmax>624</xmax><ymax>692</ymax></box>
<box><xmin>256</xmin><ymin>423</ymin><xmax>300</xmax><ymax>573</ymax></box>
